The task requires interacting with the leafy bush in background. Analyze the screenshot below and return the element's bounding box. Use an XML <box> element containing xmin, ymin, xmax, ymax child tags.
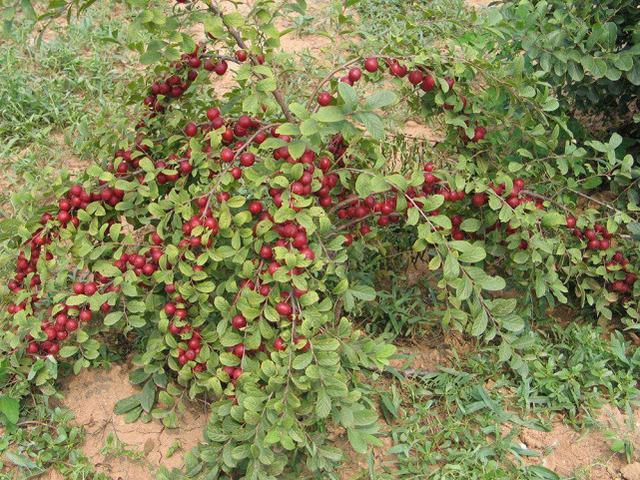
<box><xmin>495</xmin><ymin>0</ymin><xmax>640</xmax><ymax>140</ymax></box>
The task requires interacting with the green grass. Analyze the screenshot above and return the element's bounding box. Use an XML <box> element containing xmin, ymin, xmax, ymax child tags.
<box><xmin>347</xmin><ymin>212</ymin><xmax>640</xmax><ymax>477</ymax></box>
<box><xmin>0</xmin><ymin>402</ymin><xmax>104</xmax><ymax>479</ymax></box>
<box><xmin>0</xmin><ymin>4</ymin><xmax>136</xmax><ymax>213</ymax></box>
<box><xmin>352</xmin><ymin>324</ymin><xmax>640</xmax><ymax>479</ymax></box>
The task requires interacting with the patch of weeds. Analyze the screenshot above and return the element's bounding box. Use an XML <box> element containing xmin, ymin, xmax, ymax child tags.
<box><xmin>354</xmin><ymin>0</ymin><xmax>476</xmax><ymax>49</ymax></box>
<box><xmin>360</xmin><ymin>323</ymin><xmax>640</xmax><ymax>478</ymax></box>
<box><xmin>0</xmin><ymin>405</ymin><xmax>105</xmax><ymax>479</ymax></box>
<box><xmin>0</xmin><ymin>4</ymin><xmax>138</xmax><ymax>208</ymax></box>
<box><xmin>368</xmin><ymin>366</ymin><xmax>556</xmax><ymax>479</ymax></box>
<box><xmin>506</xmin><ymin>325</ymin><xmax>640</xmax><ymax>419</ymax></box>
<box><xmin>101</xmin><ymin>432</ymin><xmax>146</xmax><ymax>462</ymax></box>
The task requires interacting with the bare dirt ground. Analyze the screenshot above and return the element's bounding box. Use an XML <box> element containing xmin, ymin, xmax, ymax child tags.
<box><xmin>40</xmin><ymin>365</ymin><xmax>208</xmax><ymax>480</ymax></box>
<box><xmin>517</xmin><ymin>405</ymin><xmax>640</xmax><ymax>480</ymax></box>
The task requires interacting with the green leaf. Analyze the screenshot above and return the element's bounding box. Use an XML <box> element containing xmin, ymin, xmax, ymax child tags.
<box><xmin>613</xmin><ymin>54</ymin><xmax>634</xmax><ymax>72</ymax></box>
<box><xmin>460</xmin><ymin>218</ymin><xmax>481</xmax><ymax>232</ymax></box>
<box><xmin>127</xmin><ymin>300</ymin><xmax>146</xmax><ymax>314</ymax></box>
<box><xmin>364</xmin><ymin>90</ymin><xmax>398</xmax><ymax>110</ymax></box>
<box><xmin>356</xmin><ymin>112</ymin><xmax>385</xmax><ymax>139</ymax></box>
<box><xmin>316</xmin><ymin>391</ymin><xmax>331</xmax><ymax>418</ymax></box>
<box><xmin>605</xmin><ymin>65</ymin><xmax>621</xmax><ymax>81</ymax></box>
<box><xmin>526</xmin><ymin>465</ymin><xmax>560</xmax><ymax>479</ymax></box>
<box><xmin>459</xmin><ymin>245</ymin><xmax>486</xmax><ymax>263</ymax></box>
<box><xmin>300</xmin><ymin>118</ymin><xmax>319</xmax><ymax>136</ymax></box>
<box><xmin>491</xmin><ymin>298</ymin><xmax>517</xmax><ymax>316</ymax></box>
<box><xmin>4</xmin><ymin>451</ymin><xmax>37</xmax><ymax>469</ymax></box>
<box><xmin>129</xmin><ymin>368</ymin><xmax>151</xmax><ymax>385</ymax></box>
<box><xmin>140</xmin><ymin>45</ymin><xmax>162</xmax><ymax>65</ymax></box>
<box><xmin>59</xmin><ymin>346</ymin><xmax>78</xmax><ymax>358</ymax></box>
<box><xmin>276</xmin><ymin>123</ymin><xmax>300</xmax><ymax>136</ymax></box>
<box><xmin>482</xmin><ymin>275</ymin><xmax>505</xmax><ymax>291</ymax></box>
<box><xmin>292</xmin><ymin>351</ymin><xmax>313</xmax><ymax>370</ymax></box>
<box><xmin>421</xmin><ymin>195</ymin><xmax>444</xmax><ymax>212</ymax></box>
<box><xmin>485</xmin><ymin>8</ymin><xmax>503</xmax><ymax>26</ymax></box>
<box><xmin>347</xmin><ymin>429</ymin><xmax>368</xmax><ymax>454</ymax></box>
<box><xmin>542</xmin><ymin>212</ymin><xmax>565</xmax><ymax>228</ymax></box>
<box><xmin>443</xmin><ymin>254</ymin><xmax>460</xmax><ymax>279</ymax></box>
<box><xmin>140</xmin><ymin>380</ymin><xmax>156</xmax><ymax>413</ymax></box>
<box><xmin>0</xmin><ymin>395</ymin><xmax>19</xmax><ymax>425</ymax></box>
<box><xmin>470</xmin><ymin>311</ymin><xmax>488</xmax><ymax>337</ymax></box>
<box><xmin>288</xmin><ymin>140</ymin><xmax>306</xmax><ymax>159</ymax></box>
<box><xmin>21</xmin><ymin>0</ymin><xmax>36</xmax><ymax>20</ymax></box>
<box><xmin>124</xmin><ymin>406</ymin><xmax>142</xmax><ymax>424</ymax></box>
<box><xmin>542</xmin><ymin>97</ymin><xmax>559</xmax><ymax>112</ymax></box>
<box><xmin>520</xmin><ymin>86</ymin><xmax>536</xmax><ymax>98</ymax></box>
<box><xmin>349</xmin><ymin>284</ymin><xmax>376</xmax><ymax>301</ymax></box>
<box><xmin>113</xmin><ymin>394</ymin><xmax>141</xmax><ymax>415</ymax></box>
<box><xmin>222</xmin><ymin>12</ymin><xmax>244</xmax><ymax>27</ymax></box>
<box><xmin>501</xmin><ymin>314</ymin><xmax>525</xmax><ymax>332</ymax></box>
<box><xmin>315</xmin><ymin>106</ymin><xmax>345</xmax><ymax>123</ymax></box>
<box><xmin>257</xmin><ymin>77</ymin><xmax>276</xmax><ymax>93</ymax></box>
<box><xmin>103</xmin><ymin>311</ymin><xmax>123</xmax><ymax>326</ymax></box>
<box><xmin>338</xmin><ymin>82</ymin><xmax>358</xmax><ymax>109</ymax></box>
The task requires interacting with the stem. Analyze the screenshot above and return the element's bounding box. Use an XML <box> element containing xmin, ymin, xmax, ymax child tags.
<box><xmin>199</xmin><ymin>122</ymin><xmax>281</xmax><ymax>219</ymax></box>
<box><xmin>305</xmin><ymin>57</ymin><xmax>362</xmax><ymax>110</ymax></box>
<box><xmin>521</xmin><ymin>189</ymin><xmax>570</xmax><ymax>213</ymax></box>
<box><xmin>404</xmin><ymin>193</ymin><xmax>498</xmax><ymax>330</ymax></box>
<box><xmin>206</xmin><ymin>0</ymin><xmax>295</xmax><ymax>123</ymax></box>
<box><xmin>568</xmin><ymin>188</ymin><xmax>619</xmax><ymax>212</ymax></box>
<box><xmin>306</xmin><ymin>54</ymin><xmax>409</xmax><ymax>113</ymax></box>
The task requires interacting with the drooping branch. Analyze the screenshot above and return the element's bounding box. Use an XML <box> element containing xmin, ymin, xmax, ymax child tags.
<box><xmin>205</xmin><ymin>0</ymin><xmax>295</xmax><ymax>123</ymax></box>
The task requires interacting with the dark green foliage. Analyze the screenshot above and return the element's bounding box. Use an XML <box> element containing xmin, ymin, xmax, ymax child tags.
<box><xmin>496</xmin><ymin>0</ymin><xmax>640</xmax><ymax>139</ymax></box>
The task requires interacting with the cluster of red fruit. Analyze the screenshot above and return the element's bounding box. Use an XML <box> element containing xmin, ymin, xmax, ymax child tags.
<box><xmin>335</xmin><ymin>194</ymin><xmax>401</xmax><ymax>231</ymax></box>
<box><xmin>165</xmin><ymin>299</ymin><xmax>207</xmax><ymax>373</ymax></box>
<box><xmin>7</xmin><ymin>235</ymin><xmax>51</xmax><ymax>296</ymax></box>
<box><xmin>154</xmin><ymin>201</ymin><xmax>309</xmax><ymax>376</ymax></box>
<box><xmin>176</xmin><ymin>208</ymin><xmax>220</xmax><ymax>251</ymax></box>
<box><xmin>143</xmin><ymin>47</ymin><xmax>229</xmax><ymax>113</ymax></box>
<box><xmin>564</xmin><ymin>219</ymin><xmax>635</xmax><ymax>296</ymax></box>
<box><xmin>6</xmin><ymin>227</ymin><xmax>54</xmax><ymax>354</ymax></box>
<box><xmin>606</xmin><ymin>251</ymin><xmax>637</xmax><ymax>295</ymax></box>
<box><xmin>24</xmin><ymin>278</ymin><xmax>117</xmax><ymax>356</ymax></box>
<box><xmin>142</xmin><ymin>41</ymin><xmax>265</xmax><ymax>113</ymax></box>
<box><xmin>5</xmin><ymin>182</ymin><xmax>130</xmax><ymax>356</ymax></box>
<box><xmin>160</xmin><ymin>266</ymin><xmax>308</xmax><ymax>383</ymax></box>
<box><xmin>178</xmin><ymin>111</ymin><xmax>268</xmax><ymax>182</ymax></box>
<box><xmin>113</xmin><ymin>248</ymin><xmax>163</xmax><ymax>277</ymax></box>
<box><xmin>110</xmin><ymin>149</ymin><xmax>142</xmax><ymax>177</ymax></box>
<box><xmin>129</xmin><ymin>111</ymin><xmax>268</xmax><ymax>189</ymax></box>
<box><xmin>25</xmin><ymin>304</ymin><xmax>83</xmax><ymax>356</ymax></box>
<box><xmin>316</xmin><ymin>57</ymin><xmax>486</xmax><ymax>142</ymax></box>
<box><xmin>566</xmin><ymin>217</ymin><xmax>613</xmax><ymax>250</ymax></box>
<box><xmin>270</xmin><ymin>221</ymin><xmax>315</xmax><ymax>260</ymax></box>
<box><xmin>52</xmin><ymin>183</ymin><xmax>124</xmax><ymax>227</ymax></box>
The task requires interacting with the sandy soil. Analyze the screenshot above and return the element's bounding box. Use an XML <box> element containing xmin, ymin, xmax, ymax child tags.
<box><xmin>517</xmin><ymin>405</ymin><xmax>640</xmax><ymax>480</ymax></box>
<box><xmin>39</xmin><ymin>365</ymin><xmax>208</xmax><ymax>480</ymax></box>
